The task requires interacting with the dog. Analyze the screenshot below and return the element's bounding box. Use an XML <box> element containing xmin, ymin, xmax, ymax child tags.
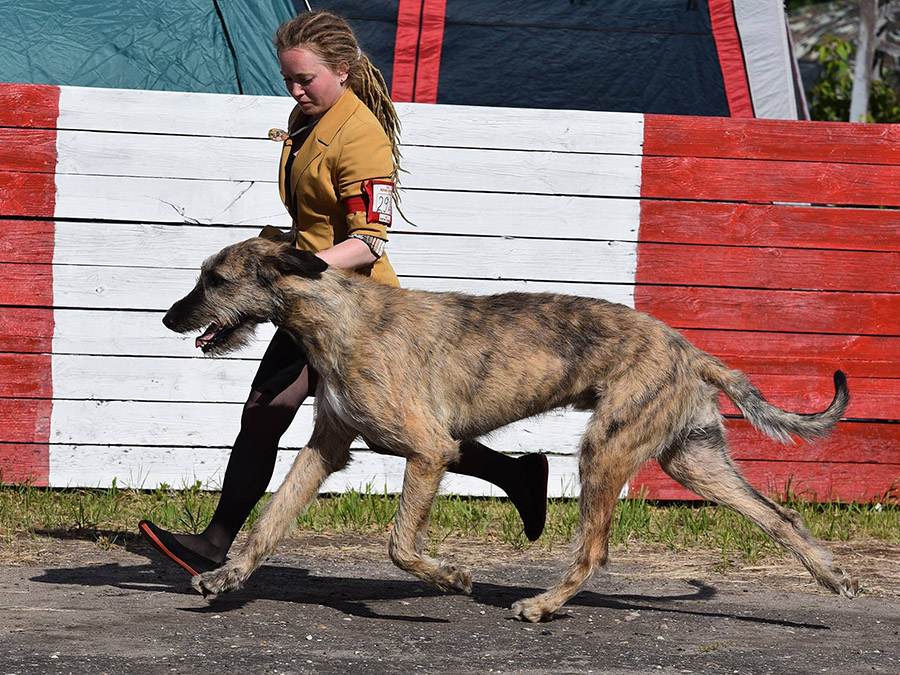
<box><xmin>162</xmin><ymin>236</ymin><xmax>857</xmax><ymax>622</ymax></box>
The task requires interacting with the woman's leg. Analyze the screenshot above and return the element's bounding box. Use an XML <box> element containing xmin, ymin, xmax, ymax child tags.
<box><xmin>452</xmin><ymin>441</ymin><xmax>549</xmax><ymax>541</ymax></box>
<box><xmin>369</xmin><ymin>440</ymin><xmax>549</xmax><ymax>541</ymax></box>
<box><xmin>140</xmin><ymin>332</ymin><xmax>314</xmax><ymax>571</ymax></box>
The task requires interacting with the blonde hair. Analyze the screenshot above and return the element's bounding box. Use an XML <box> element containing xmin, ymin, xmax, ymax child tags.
<box><xmin>274</xmin><ymin>11</ymin><xmax>402</xmax><ymax>180</ymax></box>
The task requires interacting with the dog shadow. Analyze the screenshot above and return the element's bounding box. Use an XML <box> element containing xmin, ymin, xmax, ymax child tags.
<box><xmin>26</xmin><ymin>536</ymin><xmax>829</xmax><ymax>630</ymax></box>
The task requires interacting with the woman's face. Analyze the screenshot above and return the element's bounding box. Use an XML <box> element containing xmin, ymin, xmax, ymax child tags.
<box><xmin>279</xmin><ymin>46</ymin><xmax>348</xmax><ymax>117</ymax></box>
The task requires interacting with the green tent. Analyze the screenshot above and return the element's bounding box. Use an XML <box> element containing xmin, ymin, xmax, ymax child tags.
<box><xmin>0</xmin><ymin>0</ymin><xmax>294</xmax><ymax>95</ymax></box>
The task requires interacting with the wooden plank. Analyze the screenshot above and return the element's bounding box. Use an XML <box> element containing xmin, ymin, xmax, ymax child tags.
<box><xmin>0</xmin><ymin>172</ymin><xmax>58</xmax><ymax>218</ymax></box>
<box><xmin>52</xmin><ymin>173</ymin><xmax>641</xmax><ymax>240</ymax></box>
<box><xmin>35</xmin><ymin>353</ymin><xmax>897</xmax><ymax>420</ymax></box>
<box><xmin>722</xmin><ymin>419</ymin><xmax>900</xmax><ymax>464</ymax></box>
<box><xmin>638</xmin><ymin>201</ymin><xmax>900</xmax><ymax>252</ymax></box>
<box><xmin>49</xmin><ymin>222</ymin><xmax>639</xmax><ymax>283</ymax></box>
<box><xmin>56</xmin><ymin>86</ymin><xmax>644</xmax><ymax>154</ymax></box>
<box><xmin>0</xmin><ymin>444</ymin><xmax>49</xmax><ymax>486</ymax></box>
<box><xmin>636</xmin><ymin>243</ymin><xmax>900</xmax><ymax>293</ymax></box>
<box><xmin>641</xmin><ymin>156</ymin><xmax>900</xmax><ymax>207</ymax></box>
<box><xmin>634</xmin><ymin>286</ymin><xmax>899</xmax><ymax>336</ymax></box>
<box><xmin>21</xmin><ymin>310</ymin><xmax>896</xmax><ymax>380</ymax></box>
<box><xmin>36</xmin><ymin>265</ymin><xmax>635</xmax><ymax>312</ymax></box>
<box><xmin>57</xmin><ymin>85</ymin><xmax>294</xmax><ymax>138</ymax></box>
<box><xmin>643</xmin><ymin>114</ymin><xmax>900</xmax><ymax>165</ymax></box>
<box><xmin>0</xmin><ymin>263</ymin><xmax>52</xmax><ymax>305</ymax></box>
<box><xmin>0</xmin><ymin>220</ymin><xmax>56</xmax><ymax>264</ymax></box>
<box><xmin>0</xmin><ymin>308</ymin><xmax>53</xmax><ymax>353</ymax></box>
<box><xmin>0</xmin><ymin>399</ymin><xmax>52</xmax><ymax>444</ymax></box>
<box><xmin>680</xmin><ymin>330</ymin><xmax>900</xmax><ymax>379</ymax></box>
<box><xmin>0</xmin><ymin>83</ymin><xmax>59</xmax><ymax>128</ymax></box>
<box><xmin>53</xmin><ymin>173</ymin><xmax>290</xmax><ymax>226</ymax></box>
<box><xmin>0</xmin><ymin>354</ymin><xmax>52</xmax><ymax>398</ymax></box>
<box><xmin>41</xmin><ymin>399</ymin><xmax>591</xmax><ymax>455</ymax></box>
<box><xmin>632</xmin><ymin>459</ymin><xmax>900</xmax><ymax>503</ymax></box>
<box><xmin>50</xmin><ymin>131</ymin><xmax>641</xmax><ymax>199</ymax></box>
<box><xmin>0</xmin><ymin>129</ymin><xmax>58</xmax><ymax>173</ymax></box>
<box><xmin>46</xmin><ymin>444</ymin><xmax>581</xmax><ymax>497</ymax></box>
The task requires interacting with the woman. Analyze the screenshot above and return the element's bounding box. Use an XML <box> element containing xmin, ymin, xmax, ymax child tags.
<box><xmin>140</xmin><ymin>11</ymin><xmax>548</xmax><ymax>576</ymax></box>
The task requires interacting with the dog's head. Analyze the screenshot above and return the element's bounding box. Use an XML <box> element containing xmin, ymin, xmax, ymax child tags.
<box><xmin>163</xmin><ymin>237</ymin><xmax>328</xmax><ymax>355</ymax></box>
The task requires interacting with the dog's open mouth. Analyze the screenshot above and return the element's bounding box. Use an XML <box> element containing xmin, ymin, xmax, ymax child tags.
<box><xmin>195</xmin><ymin>323</ymin><xmax>238</xmax><ymax>353</ymax></box>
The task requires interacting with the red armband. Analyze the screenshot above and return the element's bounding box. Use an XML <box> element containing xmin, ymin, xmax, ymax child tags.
<box><xmin>343</xmin><ymin>180</ymin><xmax>393</xmax><ymax>227</ymax></box>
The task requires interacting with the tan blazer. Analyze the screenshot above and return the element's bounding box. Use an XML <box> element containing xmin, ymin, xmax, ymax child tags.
<box><xmin>278</xmin><ymin>88</ymin><xmax>399</xmax><ymax>287</ymax></box>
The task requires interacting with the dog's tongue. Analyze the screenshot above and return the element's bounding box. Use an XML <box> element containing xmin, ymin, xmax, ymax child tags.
<box><xmin>195</xmin><ymin>324</ymin><xmax>220</xmax><ymax>349</ymax></box>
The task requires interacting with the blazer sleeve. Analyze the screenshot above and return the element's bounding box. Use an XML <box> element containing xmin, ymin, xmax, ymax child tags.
<box><xmin>334</xmin><ymin>120</ymin><xmax>395</xmax><ymax>240</ymax></box>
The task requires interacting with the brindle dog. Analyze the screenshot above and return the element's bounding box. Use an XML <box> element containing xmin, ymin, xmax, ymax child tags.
<box><xmin>162</xmin><ymin>237</ymin><xmax>857</xmax><ymax>622</ymax></box>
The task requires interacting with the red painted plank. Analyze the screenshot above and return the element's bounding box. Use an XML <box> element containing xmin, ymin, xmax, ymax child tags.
<box><xmin>0</xmin><ymin>128</ymin><xmax>58</xmax><ymax>173</ymax></box>
<box><xmin>0</xmin><ymin>263</ymin><xmax>53</xmax><ymax>305</ymax></box>
<box><xmin>638</xmin><ymin>201</ymin><xmax>900</xmax><ymax>252</ymax></box>
<box><xmin>634</xmin><ymin>286</ymin><xmax>899</xmax><ymax>336</ymax></box>
<box><xmin>0</xmin><ymin>220</ymin><xmax>55</xmax><ymax>264</ymax></box>
<box><xmin>641</xmin><ymin>156</ymin><xmax>900</xmax><ymax>207</ymax></box>
<box><xmin>0</xmin><ymin>83</ymin><xmax>60</xmax><ymax>128</ymax></box>
<box><xmin>724</xmin><ymin>419</ymin><xmax>899</xmax><ymax>464</ymax></box>
<box><xmin>637</xmin><ymin>243</ymin><xmax>900</xmax><ymax>293</ymax></box>
<box><xmin>631</xmin><ymin>459</ymin><xmax>899</xmax><ymax>503</ymax></box>
<box><xmin>643</xmin><ymin>114</ymin><xmax>900</xmax><ymax>165</ymax></box>
<box><xmin>0</xmin><ymin>399</ymin><xmax>52</xmax><ymax>444</ymax></box>
<box><xmin>0</xmin><ymin>354</ymin><xmax>53</xmax><ymax>398</ymax></box>
<box><xmin>680</xmin><ymin>330</ymin><xmax>899</xmax><ymax>380</ymax></box>
<box><xmin>712</xmin><ymin>373</ymin><xmax>897</xmax><ymax>421</ymax></box>
<box><xmin>0</xmin><ymin>172</ymin><xmax>58</xmax><ymax>218</ymax></box>
<box><xmin>0</xmin><ymin>444</ymin><xmax>50</xmax><ymax>486</ymax></box>
<box><xmin>0</xmin><ymin>308</ymin><xmax>53</xmax><ymax>352</ymax></box>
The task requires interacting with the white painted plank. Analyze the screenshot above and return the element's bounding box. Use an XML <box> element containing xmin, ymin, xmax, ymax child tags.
<box><xmin>56</xmin><ymin>130</ymin><xmax>280</xmax><ymax>182</ymax></box>
<box><xmin>55</xmin><ymin>131</ymin><xmax>639</xmax><ymax>197</ymax></box>
<box><xmin>53</xmin><ymin>174</ymin><xmax>640</xmax><ymax>241</ymax></box>
<box><xmin>53</xmin><ymin>225</ymin><xmax>638</xmax><ymax>282</ymax></box>
<box><xmin>396</xmin><ymin>102</ymin><xmax>644</xmax><ymax>154</ymax></box>
<box><xmin>53</xmin><ymin>309</ymin><xmax>276</xmax><ymax>358</ymax></box>
<box><xmin>48</xmin><ymin>445</ymin><xmax>581</xmax><ymax>497</ymax></box>
<box><xmin>51</xmin><ymin>265</ymin><xmax>636</xmax><ymax>311</ymax></box>
<box><xmin>58</xmin><ymin>86</ymin><xmax>296</xmax><ymax>138</ymax></box>
<box><xmin>49</xmin><ymin>399</ymin><xmax>590</xmax><ymax>456</ymax></box>
<box><xmin>58</xmin><ymin>86</ymin><xmax>643</xmax><ymax>156</ymax></box>
<box><xmin>396</xmin><ymin>191</ymin><xmax>640</xmax><ymax>240</ymax></box>
<box><xmin>54</xmin><ymin>174</ymin><xmax>290</xmax><ymax>226</ymax></box>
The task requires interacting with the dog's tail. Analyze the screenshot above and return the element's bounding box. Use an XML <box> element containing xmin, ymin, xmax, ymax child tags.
<box><xmin>699</xmin><ymin>358</ymin><xmax>850</xmax><ymax>444</ymax></box>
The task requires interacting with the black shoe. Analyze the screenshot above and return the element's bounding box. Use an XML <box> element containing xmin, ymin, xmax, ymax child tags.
<box><xmin>138</xmin><ymin>520</ymin><xmax>220</xmax><ymax>577</ymax></box>
<box><xmin>511</xmin><ymin>454</ymin><xmax>549</xmax><ymax>541</ymax></box>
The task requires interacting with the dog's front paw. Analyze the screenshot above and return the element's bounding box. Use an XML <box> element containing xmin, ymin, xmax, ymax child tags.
<box><xmin>191</xmin><ymin>564</ymin><xmax>246</xmax><ymax>599</ymax></box>
<box><xmin>437</xmin><ymin>564</ymin><xmax>472</xmax><ymax>595</ymax></box>
<box><xmin>512</xmin><ymin>595</ymin><xmax>556</xmax><ymax>623</ymax></box>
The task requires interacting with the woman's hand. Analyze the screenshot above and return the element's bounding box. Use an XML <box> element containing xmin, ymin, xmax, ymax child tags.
<box><xmin>315</xmin><ymin>237</ymin><xmax>378</xmax><ymax>270</ymax></box>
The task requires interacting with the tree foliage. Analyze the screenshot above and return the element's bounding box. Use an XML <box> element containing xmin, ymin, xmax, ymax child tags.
<box><xmin>810</xmin><ymin>36</ymin><xmax>900</xmax><ymax>122</ymax></box>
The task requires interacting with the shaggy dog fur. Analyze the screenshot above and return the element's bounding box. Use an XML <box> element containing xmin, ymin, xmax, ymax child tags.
<box><xmin>162</xmin><ymin>237</ymin><xmax>857</xmax><ymax>622</ymax></box>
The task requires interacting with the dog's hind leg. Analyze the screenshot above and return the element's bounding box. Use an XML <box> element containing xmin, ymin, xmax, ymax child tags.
<box><xmin>513</xmin><ymin>420</ymin><xmax>650</xmax><ymax>622</ymax></box>
<box><xmin>388</xmin><ymin>445</ymin><xmax>473</xmax><ymax>594</ymax></box>
<box><xmin>657</xmin><ymin>417</ymin><xmax>858</xmax><ymax>598</ymax></box>
<box><xmin>193</xmin><ymin>412</ymin><xmax>356</xmax><ymax>598</ymax></box>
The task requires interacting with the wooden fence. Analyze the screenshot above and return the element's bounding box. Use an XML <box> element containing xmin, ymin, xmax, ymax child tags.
<box><xmin>1</xmin><ymin>82</ymin><xmax>897</xmax><ymax>501</ymax></box>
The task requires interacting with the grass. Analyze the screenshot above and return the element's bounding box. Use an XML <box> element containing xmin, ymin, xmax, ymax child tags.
<box><xmin>1</xmin><ymin>480</ymin><xmax>898</xmax><ymax>568</ymax></box>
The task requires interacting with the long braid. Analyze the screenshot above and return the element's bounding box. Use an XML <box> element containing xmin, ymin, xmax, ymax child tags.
<box><xmin>274</xmin><ymin>11</ymin><xmax>403</xmax><ymax>182</ymax></box>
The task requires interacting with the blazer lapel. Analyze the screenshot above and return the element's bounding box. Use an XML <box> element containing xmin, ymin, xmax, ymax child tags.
<box><xmin>289</xmin><ymin>89</ymin><xmax>361</xmax><ymax>195</ymax></box>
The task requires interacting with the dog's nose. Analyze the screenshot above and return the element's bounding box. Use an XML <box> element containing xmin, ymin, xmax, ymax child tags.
<box><xmin>162</xmin><ymin>312</ymin><xmax>176</xmax><ymax>330</ymax></box>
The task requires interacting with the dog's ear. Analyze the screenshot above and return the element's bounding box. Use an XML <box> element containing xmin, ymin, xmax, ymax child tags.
<box><xmin>269</xmin><ymin>246</ymin><xmax>329</xmax><ymax>279</ymax></box>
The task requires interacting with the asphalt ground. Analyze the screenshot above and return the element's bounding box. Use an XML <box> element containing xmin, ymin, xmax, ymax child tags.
<box><xmin>1</xmin><ymin>532</ymin><xmax>898</xmax><ymax>674</ymax></box>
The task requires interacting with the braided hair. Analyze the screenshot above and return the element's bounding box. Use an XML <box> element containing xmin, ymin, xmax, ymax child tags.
<box><xmin>274</xmin><ymin>11</ymin><xmax>402</xmax><ymax>180</ymax></box>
